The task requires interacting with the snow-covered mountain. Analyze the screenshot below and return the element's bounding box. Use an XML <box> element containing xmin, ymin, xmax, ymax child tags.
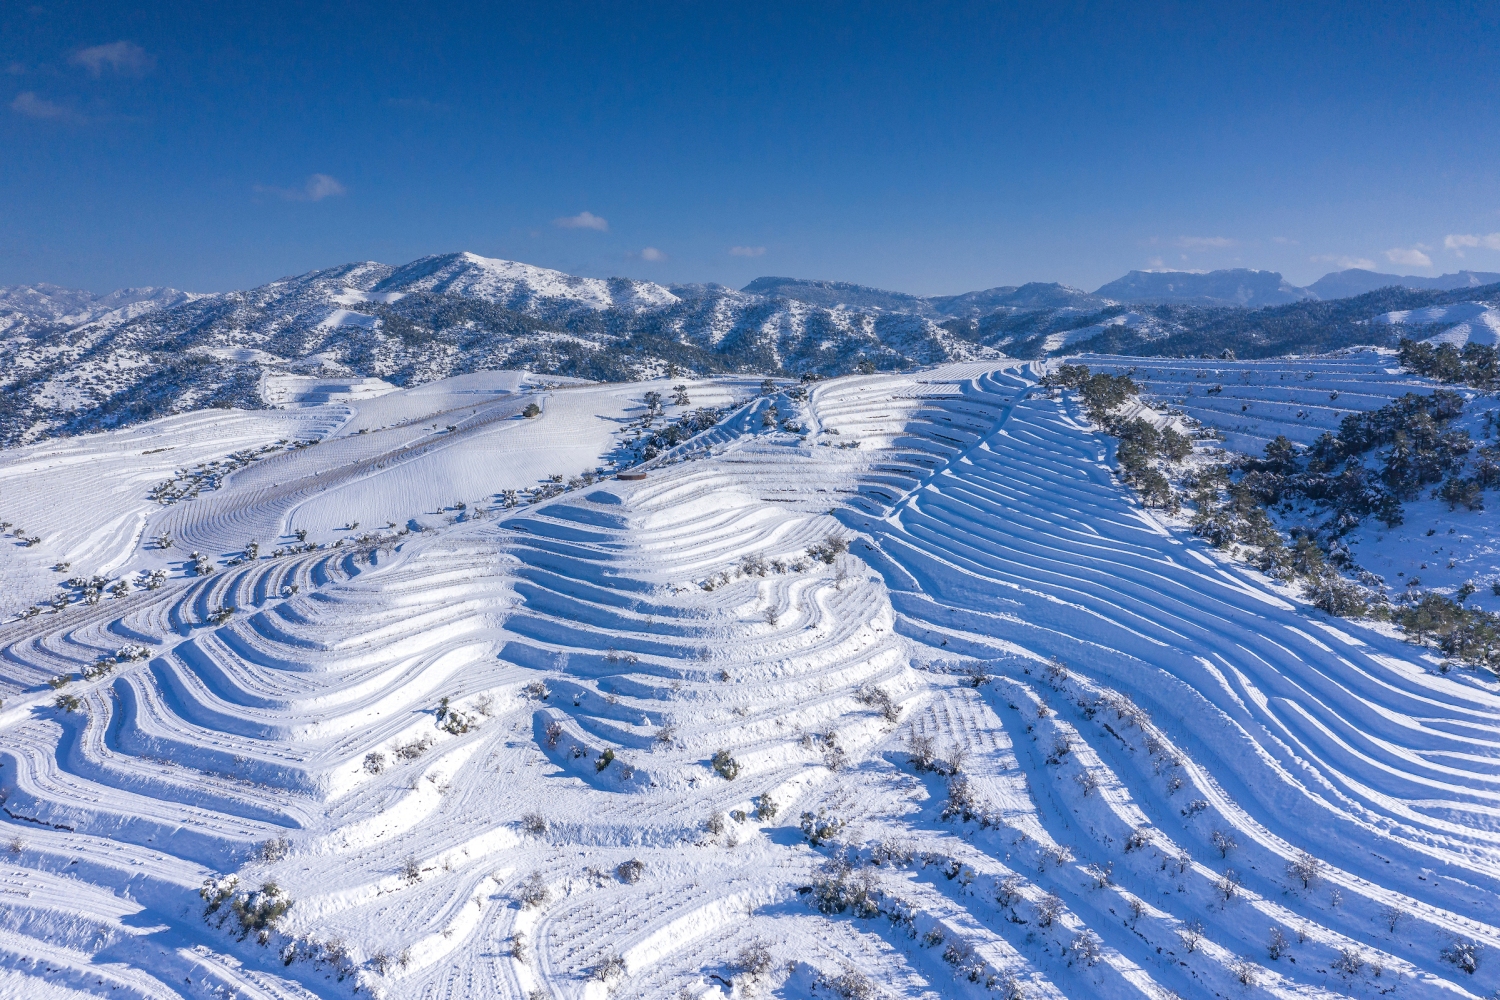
<box><xmin>0</xmin><ymin>282</ymin><xmax>197</xmax><ymax>336</ymax></box>
<box><xmin>1093</xmin><ymin>268</ymin><xmax>1314</xmax><ymax>306</ymax></box>
<box><xmin>7</xmin><ymin>252</ymin><xmax>1500</xmax><ymax>448</ymax></box>
<box><xmin>1096</xmin><ymin>266</ymin><xmax>1500</xmax><ymax>306</ymax></box>
<box><xmin>0</xmin><ymin>252</ymin><xmax>996</xmax><ymax>446</ymax></box>
<box><xmin>1306</xmin><ymin>267</ymin><xmax>1500</xmax><ymax>299</ymax></box>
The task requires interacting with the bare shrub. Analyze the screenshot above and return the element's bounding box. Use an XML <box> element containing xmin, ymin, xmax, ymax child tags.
<box><xmin>1379</xmin><ymin>903</ymin><xmax>1406</xmax><ymax>934</ymax></box>
<box><xmin>1230</xmin><ymin>957</ymin><xmax>1260</xmax><ymax>986</ymax></box>
<box><xmin>362</xmin><ymin>751</ymin><xmax>387</xmax><ymax>774</ymax></box>
<box><xmin>1332</xmin><ymin>945</ymin><xmax>1365</xmax><ymax>978</ymax></box>
<box><xmin>1044</xmin><ymin>658</ymin><xmax>1069</xmax><ymax>688</ymax></box>
<box><xmin>906</xmin><ymin>726</ymin><xmax>936</xmax><ymax>771</ymax></box>
<box><xmin>401</xmin><ymin>855</ymin><xmax>422</xmax><ymax>883</ymax></box>
<box><xmin>810</xmin><ymin>857</ymin><xmax>879</xmax><ymax>918</ymax></box>
<box><xmin>1266</xmin><ymin>925</ymin><xmax>1288</xmax><ymax>960</ymax></box>
<box><xmin>856</xmin><ymin>685</ymin><xmax>900</xmax><ymax>724</ymax></box>
<box><xmin>735</xmin><ymin>939</ymin><xmax>775</xmax><ymax>979</ymax></box>
<box><xmin>1124</xmin><ymin>826</ymin><xmax>1152</xmax><ymax>852</ymax></box>
<box><xmin>995</xmin><ymin>873</ymin><xmax>1025</xmax><ymax>908</ymax></box>
<box><xmin>1069</xmin><ymin>930</ymin><xmax>1102</xmax><ymax>967</ymax></box>
<box><xmin>522</xmin><ymin>680</ymin><xmax>549</xmax><ymax>700</ymax></box>
<box><xmin>1045</xmin><ymin>735</ymin><xmax>1071</xmax><ymax>765</ymax></box>
<box><xmin>1179</xmin><ymin>919</ymin><xmax>1204</xmax><ymax>953</ymax></box>
<box><xmin>705</xmin><ymin>811</ymin><xmax>726</xmax><ymax>836</ymax></box>
<box><xmin>1214</xmin><ymin>868</ymin><xmax>1242</xmax><ymax>902</ymax></box>
<box><xmin>544</xmin><ymin>720</ymin><xmax>565</xmax><ymax>747</ymax></box>
<box><xmin>517</xmin><ymin>870</ymin><xmax>550</xmax><ymax>909</ymax></box>
<box><xmin>1211</xmin><ymin>829</ymin><xmax>1237</xmax><ymax>858</ymax></box>
<box><xmin>1074</xmin><ymin>770</ymin><xmax>1101</xmax><ymax>796</ymax></box>
<box><xmin>1286</xmin><ymin>849</ymin><xmax>1322</xmax><ymax>888</ymax></box>
<box><xmin>1085</xmin><ymin>861</ymin><xmax>1113</xmax><ymax>889</ymax></box>
<box><xmin>1034</xmin><ymin>892</ymin><xmax>1064</xmax><ymax>927</ymax></box>
<box><xmin>520</xmin><ymin>812</ymin><xmax>547</xmax><ymax>835</ymax></box>
<box><xmin>616</xmin><ymin>859</ymin><xmax>645</xmax><ymax>884</ymax></box>
<box><xmin>819</xmin><ymin>967</ymin><xmax>874</xmax><ymax>1000</ymax></box>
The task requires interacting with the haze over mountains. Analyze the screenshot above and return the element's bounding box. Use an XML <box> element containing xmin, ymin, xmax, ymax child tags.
<box><xmin>3</xmin><ymin>252</ymin><xmax>1498</xmax><ymax>447</ymax></box>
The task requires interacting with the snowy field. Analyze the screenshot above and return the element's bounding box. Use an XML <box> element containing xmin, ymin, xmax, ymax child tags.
<box><xmin>1</xmin><ymin>362</ymin><xmax>1498</xmax><ymax>1000</ymax></box>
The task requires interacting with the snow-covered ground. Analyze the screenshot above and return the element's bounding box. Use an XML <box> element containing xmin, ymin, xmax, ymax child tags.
<box><xmin>1</xmin><ymin>361</ymin><xmax>1497</xmax><ymax>1000</ymax></box>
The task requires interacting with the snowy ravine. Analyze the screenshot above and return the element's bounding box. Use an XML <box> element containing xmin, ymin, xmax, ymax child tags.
<box><xmin>0</xmin><ymin>361</ymin><xmax>1497</xmax><ymax>1000</ymax></box>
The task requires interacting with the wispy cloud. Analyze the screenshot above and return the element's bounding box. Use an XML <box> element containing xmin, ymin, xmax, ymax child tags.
<box><xmin>1272</xmin><ymin>236</ymin><xmax>1299</xmax><ymax>245</ymax></box>
<box><xmin>1175</xmin><ymin>236</ymin><xmax>1236</xmax><ymax>250</ymax></box>
<box><xmin>554</xmin><ymin>211</ymin><xmax>608</xmax><ymax>231</ymax></box>
<box><xmin>1385</xmin><ymin>245</ymin><xmax>1432</xmax><ymax>269</ymax></box>
<box><xmin>69</xmin><ymin>41</ymin><xmax>154</xmax><ymax>77</ymax></box>
<box><xmin>254</xmin><ymin>173</ymin><xmax>347</xmax><ymax>202</ymax></box>
<box><xmin>1443</xmin><ymin>233</ymin><xmax>1500</xmax><ymax>256</ymax></box>
<box><xmin>640</xmin><ymin>247</ymin><xmax>667</xmax><ymax>261</ymax></box>
<box><xmin>10</xmin><ymin>91</ymin><xmax>84</xmax><ymax>122</ymax></box>
<box><xmin>6</xmin><ymin>62</ymin><xmax>24</xmax><ymax>76</ymax></box>
<box><xmin>729</xmin><ymin>245</ymin><xmax>766</xmax><ymax>257</ymax></box>
<box><xmin>1310</xmin><ymin>253</ymin><xmax>1378</xmax><ymax>271</ymax></box>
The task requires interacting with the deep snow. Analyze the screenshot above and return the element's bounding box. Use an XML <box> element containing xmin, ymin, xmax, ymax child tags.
<box><xmin>0</xmin><ymin>361</ymin><xmax>1496</xmax><ymax>1000</ymax></box>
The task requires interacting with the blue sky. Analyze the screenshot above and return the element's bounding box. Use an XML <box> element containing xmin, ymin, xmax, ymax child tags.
<box><xmin>4</xmin><ymin>1</ymin><xmax>1500</xmax><ymax>295</ymax></box>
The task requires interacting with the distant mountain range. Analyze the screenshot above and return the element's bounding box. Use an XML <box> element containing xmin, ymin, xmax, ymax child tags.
<box><xmin>2</xmin><ymin>253</ymin><xmax>1498</xmax><ymax>447</ymax></box>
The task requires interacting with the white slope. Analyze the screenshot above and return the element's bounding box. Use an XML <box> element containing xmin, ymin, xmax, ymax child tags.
<box><xmin>1375</xmin><ymin>302</ymin><xmax>1500</xmax><ymax>347</ymax></box>
<box><xmin>0</xmin><ymin>362</ymin><xmax>1496</xmax><ymax>1000</ymax></box>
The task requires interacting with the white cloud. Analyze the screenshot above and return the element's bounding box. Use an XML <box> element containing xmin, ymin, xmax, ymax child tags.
<box><xmin>640</xmin><ymin>247</ymin><xmax>667</xmax><ymax>261</ymax></box>
<box><xmin>1384</xmin><ymin>245</ymin><xmax>1433</xmax><ymax>269</ymax></box>
<box><xmin>1444</xmin><ymin>233</ymin><xmax>1500</xmax><ymax>256</ymax></box>
<box><xmin>1175</xmin><ymin>236</ymin><xmax>1236</xmax><ymax>249</ymax></box>
<box><xmin>1272</xmin><ymin>236</ymin><xmax>1299</xmax><ymax>245</ymax></box>
<box><xmin>254</xmin><ymin>173</ymin><xmax>347</xmax><ymax>202</ymax></box>
<box><xmin>1310</xmin><ymin>254</ymin><xmax>1378</xmax><ymax>270</ymax></box>
<box><xmin>729</xmin><ymin>245</ymin><xmax>766</xmax><ymax>257</ymax></box>
<box><xmin>554</xmin><ymin>211</ymin><xmax>608</xmax><ymax>231</ymax></box>
<box><xmin>69</xmin><ymin>41</ymin><xmax>154</xmax><ymax>76</ymax></box>
<box><xmin>10</xmin><ymin>91</ymin><xmax>82</xmax><ymax>122</ymax></box>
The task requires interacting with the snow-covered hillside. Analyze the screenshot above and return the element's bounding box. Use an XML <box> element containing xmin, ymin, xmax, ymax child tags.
<box><xmin>1</xmin><ymin>361</ymin><xmax>1496</xmax><ymax>1000</ymax></box>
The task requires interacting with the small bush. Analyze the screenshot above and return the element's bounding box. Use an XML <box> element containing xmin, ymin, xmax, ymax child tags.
<box><xmin>517</xmin><ymin>870</ymin><xmax>550</xmax><ymax>909</ymax></box>
<box><xmin>522</xmin><ymin>402</ymin><xmax>541</xmax><ymax>418</ymax></box>
<box><xmin>616</xmin><ymin>859</ymin><xmax>645</xmax><ymax>884</ymax></box>
<box><xmin>753</xmin><ymin>792</ymin><xmax>778</xmax><ymax>820</ymax></box>
<box><xmin>520</xmin><ymin>812</ymin><xmax>547</xmax><ymax>835</ymax></box>
<box><xmin>258</xmin><ymin>836</ymin><xmax>290</xmax><ymax>862</ymax></box>
<box><xmin>711</xmin><ymin>748</ymin><xmax>740</xmax><ymax>780</ymax></box>
<box><xmin>1230</xmin><ymin>957</ymin><xmax>1260</xmax><ymax>986</ymax></box>
<box><xmin>544</xmin><ymin>720</ymin><xmax>564</xmax><ymax>747</ymax></box>
<box><xmin>1034</xmin><ymin>892</ymin><xmax>1064</xmax><ymax>927</ymax></box>
<box><xmin>54</xmin><ymin>693</ymin><xmax>82</xmax><ymax>713</ymax></box>
<box><xmin>595</xmin><ymin>748</ymin><xmax>615</xmax><ymax>772</ymax></box>
<box><xmin>800</xmin><ymin>808</ymin><xmax>843</xmax><ymax>846</ymax></box>
<box><xmin>1179</xmin><ymin>919</ymin><xmax>1204</xmax><ymax>953</ymax></box>
<box><xmin>1442</xmin><ymin>937</ymin><xmax>1481</xmax><ymax>974</ymax></box>
<box><xmin>363</xmin><ymin>752</ymin><xmax>386</xmax><ymax>774</ymax></box>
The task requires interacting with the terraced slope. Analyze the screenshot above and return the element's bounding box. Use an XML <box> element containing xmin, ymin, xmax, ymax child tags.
<box><xmin>0</xmin><ymin>363</ymin><xmax>1496</xmax><ymax>1000</ymax></box>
